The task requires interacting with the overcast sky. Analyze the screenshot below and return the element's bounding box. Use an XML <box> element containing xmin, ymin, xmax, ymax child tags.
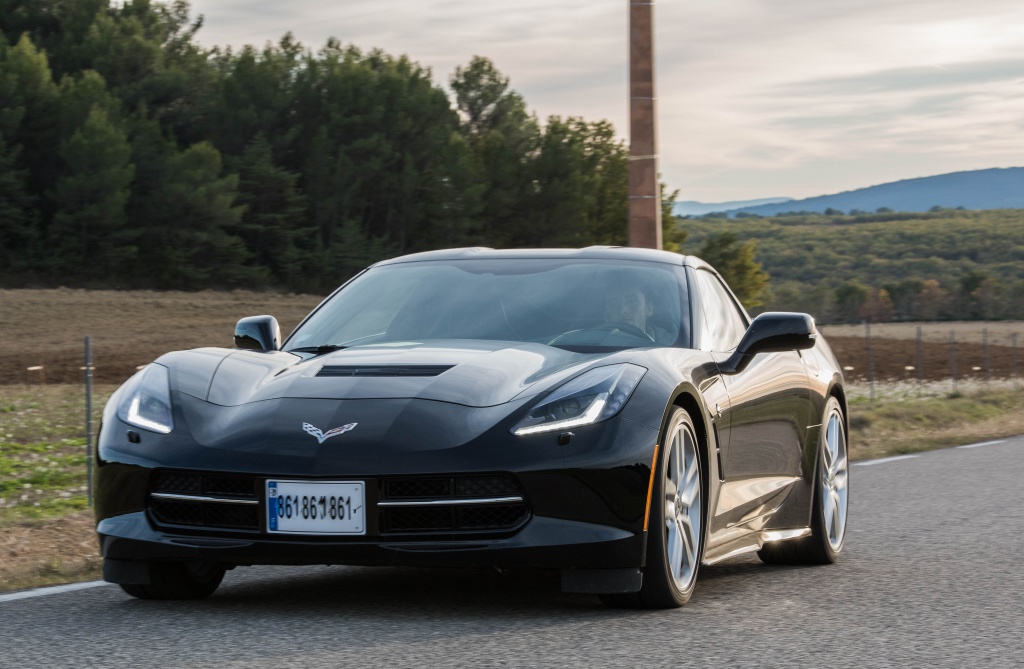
<box><xmin>187</xmin><ymin>0</ymin><xmax>1024</xmax><ymax>202</ymax></box>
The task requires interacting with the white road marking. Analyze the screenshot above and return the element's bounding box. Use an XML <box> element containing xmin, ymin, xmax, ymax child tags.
<box><xmin>0</xmin><ymin>580</ymin><xmax>110</xmax><ymax>604</ymax></box>
<box><xmin>854</xmin><ymin>454</ymin><xmax>920</xmax><ymax>467</ymax></box>
<box><xmin>957</xmin><ymin>440</ymin><xmax>1007</xmax><ymax>450</ymax></box>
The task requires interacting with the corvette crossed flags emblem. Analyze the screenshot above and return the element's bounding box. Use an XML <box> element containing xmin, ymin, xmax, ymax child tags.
<box><xmin>302</xmin><ymin>422</ymin><xmax>358</xmax><ymax>444</ymax></box>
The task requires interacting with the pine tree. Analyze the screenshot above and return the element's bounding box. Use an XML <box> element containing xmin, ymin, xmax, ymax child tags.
<box><xmin>141</xmin><ymin>141</ymin><xmax>260</xmax><ymax>289</ymax></box>
<box><xmin>49</xmin><ymin>107</ymin><xmax>137</xmax><ymax>281</ymax></box>
<box><xmin>0</xmin><ymin>133</ymin><xmax>37</xmax><ymax>276</ymax></box>
<box><xmin>234</xmin><ymin>135</ymin><xmax>312</xmax><ymax>286</ymax></box>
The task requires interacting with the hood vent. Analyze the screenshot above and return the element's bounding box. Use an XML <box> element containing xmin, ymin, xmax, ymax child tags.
<box><xmin>317</xmin><ymin>365</ymin><xmax>454</xmax><ymax>378</ymax></box>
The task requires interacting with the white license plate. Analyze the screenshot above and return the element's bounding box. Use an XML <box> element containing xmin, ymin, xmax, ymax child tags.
<box><xmin>266</xmin><ymin>480</ymin><xmax>365</xmax><ymax>535</ymax></box>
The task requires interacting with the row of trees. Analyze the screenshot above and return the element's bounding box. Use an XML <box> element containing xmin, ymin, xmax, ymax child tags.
<box><xmin>682</xmin><ymin>209</ymin><xmax>1024</xmax><ymax>321</ymax></box>
<box><xmin>830</xmin><ymin>275</ymin><xmax>1018</xmax><ymax>324</ymax></box>
<box><xmin>2</xmin><ymin>0</ymin><xmax>698</xmax><ymax>294</ymax></box>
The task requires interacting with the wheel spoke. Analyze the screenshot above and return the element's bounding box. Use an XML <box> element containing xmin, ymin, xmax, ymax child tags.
<box><xmin>680</xmin><ymin>476</ymin><xmax>699</xmax><ymax>507</ymax></box>
<box><xmin>833</xmin><ymin>467</ymin><xmax>848</xmax><ymax>491</ymax></box>
<box><xmin>830</xmin><ymin>490</ymin><xmax>842</xmax><ymax>541</ymax></box>
<box><xmin>679</xmin><ymin>517</ymin><xmax>695</xmax><ymax>568</ymax></box>
<box><xmin>673</xmin><ymin>431</ymin><xmax>685</xmax><ymax>488</ymax></box>
<box><xmin>665</xmin><ymin>437</ymin><xmax>680</xmax><ymax>498</ymax></box>
<box><xmin>666</xmin><ymin>519</ymin><xmax>683</xmax><ymax>579</ymax></box>
<box><xmin>823</xmin><ymin>488</ymin><xmax>836</xmax><ymax>536</ymax></box>
<box><xmin>823</xmin><ymin>424</ymin><xmax>836</xmax><ymax>474</ymax></box>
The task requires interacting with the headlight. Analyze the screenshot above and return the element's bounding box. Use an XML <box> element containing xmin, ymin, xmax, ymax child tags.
<box><xmin>117</xmin><ymin>364</ymin><xmax>174</xmax><ymax>434</ymax></box>
<box><xmin>512</xmin><ymin>364</ymin><xmax>646</xmax><ymax>436</ymax></box>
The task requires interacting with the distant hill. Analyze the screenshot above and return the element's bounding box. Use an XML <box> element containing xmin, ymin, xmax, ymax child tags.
<box><xmin>726</xmin><ymin>167</ymin><xmax>1024</xmax><ymax>216</ymax></box>
<box><xmin>672</xmin><ymin>197</ymin><xmax>792</xmax><ymax>217</ymax></box>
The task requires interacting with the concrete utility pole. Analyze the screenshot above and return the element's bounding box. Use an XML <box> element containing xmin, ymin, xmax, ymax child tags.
<box><xmin>628</xmin><ymin>0</ymin><xmax>662</xmax><ymax>249</ymax></box>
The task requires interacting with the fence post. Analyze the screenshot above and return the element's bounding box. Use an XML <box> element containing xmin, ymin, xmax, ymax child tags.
<box><xmin>1012</xmin><ymin>333</ymin><xmax>1019</xmax><ymax>390</ymax></box>
<box><xmin>915</xmin><ymin>325</ymin><xmax>923</xmax><ymax>397</ymax></box>
<box><xmin>85</xmin><ymin>336</ymin><xmax>94</xmax><ymax>508</ymax></box>
<box><xmin>949</xmin><ymin>330</ymin><xmax>957</xmax><ymax>395</ymax></box>
<box><xmin>864</xmin><ymin>320</ymin><xmax>875</xmax><ymax>402</ymax></box>
<box><xmin>983</xmin><ymin>328</ymin><xmax>990</xmax><ymax>383</ymax></box>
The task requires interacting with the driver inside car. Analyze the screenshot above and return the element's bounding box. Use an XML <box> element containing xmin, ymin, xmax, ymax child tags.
<box><xmin>603</xmin><ymin>286</ymin><xmax>663</xmax><ymax>342</ymax></box>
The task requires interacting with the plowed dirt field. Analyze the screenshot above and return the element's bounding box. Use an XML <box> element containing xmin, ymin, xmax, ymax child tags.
<box><xmin>1</xmin><ymin>289</ymin><xmax>1020</xmax><ymax>384</ymax></box>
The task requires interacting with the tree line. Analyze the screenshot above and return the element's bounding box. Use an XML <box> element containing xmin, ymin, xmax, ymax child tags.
<box><xmin>2</xmin><ymin>0</ymin><xmax>703</xmax><ymax>295</ymax></box>
<box><xmin>682</xmin><ymin>209</ymin><xmax>1024</xmax><ymax>322</ymax></box>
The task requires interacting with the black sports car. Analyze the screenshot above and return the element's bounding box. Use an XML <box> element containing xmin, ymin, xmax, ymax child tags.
<box><xmin>95</xmin><ymin>247</ymin><xmax>849</xmax><ymax>608</ymax></box>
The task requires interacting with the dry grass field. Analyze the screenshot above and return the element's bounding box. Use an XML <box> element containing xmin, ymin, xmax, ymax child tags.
<box><xmin>0</xmin><ymin>289</ymin><xmax>323</xmax><ymax>385</ymax></box>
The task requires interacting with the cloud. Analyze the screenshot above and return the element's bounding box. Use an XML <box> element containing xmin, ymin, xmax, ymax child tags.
<box><xmin>187</xmin><ymin>0</ymin><xmax>1024</xmax><ymax>200</ymax></box>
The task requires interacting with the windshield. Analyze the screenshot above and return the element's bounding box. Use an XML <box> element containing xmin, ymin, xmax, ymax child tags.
<box><xmin>287</xmin><ymin>258</ymin><xmax>691</xmax><ymax>352</ymax></box>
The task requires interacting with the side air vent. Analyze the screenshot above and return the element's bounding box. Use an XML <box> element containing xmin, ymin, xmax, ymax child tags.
<box><xmin>317</xmin><ymin>365</ymin><xmax>454</xmax><ymax>378</ymax></box>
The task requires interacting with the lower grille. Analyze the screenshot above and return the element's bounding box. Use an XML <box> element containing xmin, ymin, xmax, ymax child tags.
<box><xmin>148</xmin><ymin>471</ymin><xmax>260</xmax><ymax>531</ymax></box>
<box><xmin>379</xmin><ymin>474</ymin><xmax>529</xmax><ymax>534</ymax></box>
<box><xmin>381</xmin><ymin>503</ymin><xmax>530</xmax><ymax>533</ymax></box>
<box><xmin>150</xmin><ymin>498</ymin><xmax>260</xmax><ymax>529</ymax></box>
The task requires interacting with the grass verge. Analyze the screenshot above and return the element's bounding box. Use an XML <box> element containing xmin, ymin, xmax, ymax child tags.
<box><xmin>1</xmin><ymin>384</ymin><xmax>112</xmax><ymax>592</ymax></box>
<box><xmin>1</xmin><ymin>382</ymin><xmax>1022</xmax><ymax>593</ymax></box>
<box><xmin>847</xmin><ymin>385</ymin><xmax>1024</xmax><ymax>461</ymax></box>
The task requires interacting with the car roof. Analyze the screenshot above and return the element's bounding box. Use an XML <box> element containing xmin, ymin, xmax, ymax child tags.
<box><xmin>374</xmin><ymin>246</ymin><xmax>709</xmax><ymax>268</ymax></box>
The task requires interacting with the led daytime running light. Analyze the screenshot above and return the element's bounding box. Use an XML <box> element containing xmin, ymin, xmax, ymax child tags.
<box><xmin>513</xmin><ymin>395</ymin><xmax>608</xmax><ymax>436</ymax></box>
<box><xmin>512</xmin><ymin>363</ymin><xmax>646</xmax><ymax>436</ymax></box>
<box><xmin>125</xmin><ymin>395</ymin><xmax>173</xmax><ymax>434</ymax></box>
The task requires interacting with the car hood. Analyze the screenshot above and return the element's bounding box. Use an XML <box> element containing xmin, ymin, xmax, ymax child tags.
<box><xmin>157</xmin><ymin>340</ymin><xmax>610</xmax><ymax>408</ymax></box>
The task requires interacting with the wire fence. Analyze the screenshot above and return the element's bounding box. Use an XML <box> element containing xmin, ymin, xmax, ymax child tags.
<box><xmin>830</xmin><ymin>323</ymin><xmax>1021</xmax><ymax>399</ymax></box>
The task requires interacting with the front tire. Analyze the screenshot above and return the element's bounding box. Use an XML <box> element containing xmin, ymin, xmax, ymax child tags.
<box><xmin>759</xmin><ymin>396</ymin><xmax>849</xmax><ymax>565</ymax></box>
<box><xmin>119</xmin><ymin>561</ymin><xmax>226</xmax><ymax>600</ymax></box>
<box><xmin>601</xmin><ymin>407</ymin><xmax>705</xmax><ymax>608</ymax></box>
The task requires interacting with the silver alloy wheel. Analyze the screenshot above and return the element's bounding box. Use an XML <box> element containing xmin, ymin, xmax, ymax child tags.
<box><xmin>664</xmin><ymin>420</ymin><xmax>702</xmax><ymax>591</ymax></box>
<box><xmin>821</xmin><ymin>408</ymin><xmax>849</xmax><ymax>551</ymax></box>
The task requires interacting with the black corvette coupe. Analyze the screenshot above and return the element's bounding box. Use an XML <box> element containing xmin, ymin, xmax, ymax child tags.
<box><xmin>96</xmin><ymin>246</ymin><xmax>849</xmax><ymax>608</ymax></box>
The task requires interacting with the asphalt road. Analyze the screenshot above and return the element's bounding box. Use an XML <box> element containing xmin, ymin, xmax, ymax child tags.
<box><xmin>3</xmin><ymin>436</ymin><xmax>1023</xmax><ymax>668</ymax></box>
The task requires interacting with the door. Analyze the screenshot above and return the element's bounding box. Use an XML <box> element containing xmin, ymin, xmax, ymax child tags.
<box><xmin>693</xmin><ymin>269</ymin><xmax>810</xmax><ymax>530</ymax></box>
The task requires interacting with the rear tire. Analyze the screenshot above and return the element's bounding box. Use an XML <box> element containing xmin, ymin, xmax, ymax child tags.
<box><xmin>119</xmin><ymin>561</ymin><xmax>225</xmax><ymax>600</ymax></box>
<box><xmin>759</xmin><ymin>396</ymin><xmax>849</xmax><ymax>565</ymax></box>
<box><xmin>601</xmin><ymin>407</ymin><xmax>705</xmax><ymax>608</ymax></box>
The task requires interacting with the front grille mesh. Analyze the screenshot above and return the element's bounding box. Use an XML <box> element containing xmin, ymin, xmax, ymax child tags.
<box><xmin>149</xmin><ymin>471</ymin><xmax>259</xmax><ymax>531</ymax></box>
<box><xmin>381</xmin><ymin>504</ymin><xmax>530</xmax><ymax>533</ymax></box>
<box><xmin>379</xmin><ymin>474</ymin><xmax>529</xmax><ymax>534</ymax></box>
<box><xmin>385</xmin><ymin>478</ymin><xmax>452</xmax><ymax>499</ymax></box>
<box><xmin>456</xmin><ymin>476</ymin><xmax>519</xmax><ymax>497</ymax></box>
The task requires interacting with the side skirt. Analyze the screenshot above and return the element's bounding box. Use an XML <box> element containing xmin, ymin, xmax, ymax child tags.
<box><xmin>701</xmin><ymin>527</ymin><xmax>811</xmax><ymax>566</ymax></box>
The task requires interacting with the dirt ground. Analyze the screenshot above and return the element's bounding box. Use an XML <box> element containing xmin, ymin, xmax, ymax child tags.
<box><xmin>0</xmin><ymin>289</ymin><xmax>322</xmax><ymax>384</ymax></box>
<box><xmin>2</xmin><ymin>289</ymin><xmax>1020</xmax><ymax>384</ymax></box>
<box><xmin>827</xmin><ymin>336</ymin><xmax>1021</xmax><ymax>381</ymax></box>
<box><xmin>0</xmin><ymin>513</ymin><xmax>100</xmax><ymax>590</ymax></box>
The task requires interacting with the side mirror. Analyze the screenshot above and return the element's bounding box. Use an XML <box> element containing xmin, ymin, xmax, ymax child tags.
<box><xmin>234</xmin><ymin>315</ymin><xmax>281</xmax><ymax>352</ymax></box>
<box><xmin>720</xmin><ymin>312</ymin><xmax>816</xmax><ymax>374</ymax></box>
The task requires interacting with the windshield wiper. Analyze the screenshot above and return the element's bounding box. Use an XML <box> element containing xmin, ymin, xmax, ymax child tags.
<box><xmin>287</xmin><ymin>344</ymin><xmax>349</xmax><ymax>355</ymax></box>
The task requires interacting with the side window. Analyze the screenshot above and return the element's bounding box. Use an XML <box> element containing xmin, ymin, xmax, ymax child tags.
<box><xmin>695</xmin><ymin>269</ymin><xmax>747</xmax><ymax>351</ymax></box>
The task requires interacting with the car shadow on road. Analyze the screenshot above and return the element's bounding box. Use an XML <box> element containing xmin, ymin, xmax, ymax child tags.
<box><xmin>118</xmin><ymin>554</ymin><xmax>798</xmax><ymax>619</ymax></box>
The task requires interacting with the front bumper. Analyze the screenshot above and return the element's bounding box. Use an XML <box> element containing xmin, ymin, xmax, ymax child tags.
<box><xmin>98</xmin><ymin>511</ymin><xmax>645</xmax><ymax>570</ymax></box>
<box><xmin>96</xmin><ymin>395</ymin><xmax>660</xmax><ymax>581</ymax></box>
